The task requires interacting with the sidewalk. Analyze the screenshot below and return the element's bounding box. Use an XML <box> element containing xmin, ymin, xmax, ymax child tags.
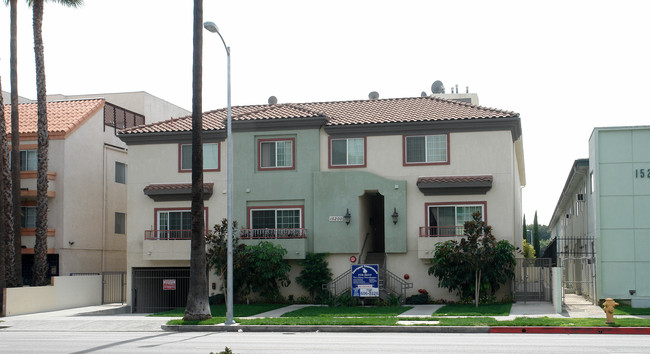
<box><xmin>1</xmin><ymin>299</ymin><xmax>648</xmax><ymax>334</ymax></box>
<box><xmin>0</xmin><ymin>304</ymin><xmax>168</xmax><ymax>332</ymax></box>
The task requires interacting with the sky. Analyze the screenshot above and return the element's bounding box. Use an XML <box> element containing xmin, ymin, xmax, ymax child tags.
<box><xmin>1</xmin><ymin>0</ymin><xmax>649</xmax><ymax>225</ymax></box>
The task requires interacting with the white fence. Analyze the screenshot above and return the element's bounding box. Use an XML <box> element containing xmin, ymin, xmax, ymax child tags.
<box><xmin>2</xmin><ymin>275</ymin><xmax>102</xmax><ymax>316</ymax></box>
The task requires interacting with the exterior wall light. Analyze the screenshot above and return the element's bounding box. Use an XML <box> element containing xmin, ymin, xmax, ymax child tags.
<box><xmin>391</xmin><ymin>208</ymin><xmax>399</xmax><ymax>224</ymax></box>
<box><xmin>344</xmin><ymin>208</ymin><xmax>351</xmax><ymax>225</ymax></box>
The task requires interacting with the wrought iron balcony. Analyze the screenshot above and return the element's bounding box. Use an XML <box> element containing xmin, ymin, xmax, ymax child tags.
<box><xmin>239</xmin><ymin>228</ymin><xmax>307</xmax><ymax>240</ymax></box>
<box><xmin>418</xmin><ymin>226</ymin><xmax>465</xmax><ymax>237</ymax></box>
<box><xmin>144</xmin><ymin>229</ymin><xmax>192</xmax><ymax>240</ymax></box>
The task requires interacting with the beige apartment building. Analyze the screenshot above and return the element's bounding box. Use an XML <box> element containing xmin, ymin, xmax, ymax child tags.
<box><xmin>4</xmin><ymin>92</ymin><xmax>187</xmax><ymax>283</ymax></box>
<box><xmin>119</xmin><ymin>94</ymin><xmax>525</xmax><ymax>312</ymax></box>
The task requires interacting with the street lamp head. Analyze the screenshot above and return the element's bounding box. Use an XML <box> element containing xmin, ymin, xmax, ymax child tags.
<box><xmin>203</xmin><ymin>21</ymin><xmax>219</xmax><ymax>33</ymax></box>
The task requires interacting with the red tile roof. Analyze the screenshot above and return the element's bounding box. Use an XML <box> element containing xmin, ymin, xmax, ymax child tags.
<box><xmin>3</xmin><ymin>99</ymin><xmax>105</xmax><ymax>139</ymax></box>
<box><xmin>417</xmin><ymin>175</ymin><xmax>493</xmax><ymax>185</ymax></box>
<box><xmin>121</xmin><ymin>96</ymin><xmax>518</xmax><ymax>135</ymax></box>
<box><xmin>143</xmin><ymin>183</ymin><xmax>214</xmax><ymax>192</ymax></box>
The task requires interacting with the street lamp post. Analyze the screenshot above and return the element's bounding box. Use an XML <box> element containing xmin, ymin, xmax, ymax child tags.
<box><xmin>203</xmin><ymin>21</ymin><xmax>234</xmax><ymax>325</ymax></box>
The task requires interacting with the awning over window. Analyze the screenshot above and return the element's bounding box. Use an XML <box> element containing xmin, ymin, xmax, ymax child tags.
<box><xmin>416</xmin><ymin>175</ymin><xmax>492</xmax><ymax>196</ymax></box>
<box><xmin>143</xmin><ymin>183</ymin><xmax>214</xmax><ymax>201</ymax></box>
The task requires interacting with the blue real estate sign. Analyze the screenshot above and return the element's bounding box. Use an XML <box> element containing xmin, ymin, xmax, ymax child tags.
<box><xmin>351</xmin><ymin>264</ymin><xmax>379</xmax><ymax>297</ymax></box>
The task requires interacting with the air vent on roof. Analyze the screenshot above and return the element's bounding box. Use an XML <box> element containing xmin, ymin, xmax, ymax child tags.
<box><xmin>420</xmin><ymin>91</ymin><xmax>427</xmax><ymax>97</ymax></box>
<box><xmin>268</xmin><ymin>96</ymin><xmax>278</xmax><ymax>105</ymax></box>
<box><xmin>368</xmin><ymin>91</ymin><xmax>379</xmax><ymax>100</ymax></box>
<box><xmin>431</xmin><ymin>80</ymin><xmax>445</xmax><ymax>94</ymax></box>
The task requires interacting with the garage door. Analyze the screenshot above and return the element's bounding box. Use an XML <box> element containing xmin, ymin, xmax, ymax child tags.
<box><xmin>131</xmin><ymin>267</ymin><xmax>190</xmax><ymax>313</ymax></box>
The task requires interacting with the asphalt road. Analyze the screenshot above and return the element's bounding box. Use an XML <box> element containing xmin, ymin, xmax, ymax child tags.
<box><xmin>1</xmin><ymin>331</ymin><xmax>650</xmax><ymax>353</ymax></box>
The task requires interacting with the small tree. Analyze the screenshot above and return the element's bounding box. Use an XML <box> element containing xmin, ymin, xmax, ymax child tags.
<box><xmin>206</xmin><ymin>219</ymin><xmax>248</xmax><ymax>301</ymax></box>
<box><xmin>296</xmin><ymin>252</ymin><xmax>332</xmax><ymax>302</ymax></box>
<box><xmin>428</xmin><ymin>212</ymin><xmax>516</xmax><ymax>307</ymax></box>
<box><xmin>243</xmin><ymin>242</ymin><xmax>291</xmax><ymax>302</ymax></box>
<box><xmin>522</xmin><ymin>214</ymin><xmax>527</xmax><ymax>241</ymax></box>
<box><xmin>533</xmin><ymin>211</ymin><xmax>540</xmax><ymax>258</ymax></box>
<box><xmin>523</xmin><ymin>239</ymin><xmax>535</xmax><ymax>258</ymax></box>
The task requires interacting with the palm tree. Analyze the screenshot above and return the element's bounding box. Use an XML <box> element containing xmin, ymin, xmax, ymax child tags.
<box><xmin>5</xmin><ymin>0</ymin><xmax>21</xmax><ymax>287</ymax></box>
<box><xmin>183</xmin><ymin>0</ymin><xmax>211</xmax><ymax>321</ymax></box>
<box><xmin>0</xmin><ymin>77</ymin><xmax>15</xmax><ymax>289</ymax></box>
<box><xmin>30</xmin><ymin>0</ymin><xmax>83</xmax><ymax>286</ymax></box>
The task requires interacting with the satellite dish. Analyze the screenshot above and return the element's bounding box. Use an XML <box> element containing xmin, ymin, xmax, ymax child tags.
<box><xmin>420</xmin><ymin>91</ymin><xmax>427</xmax><ymax>97</ymax></box>
<box><xmin>431</xmin><ymin>80</ymin><xmax>445</xmax><ymax>94</ymax></box>
<box><xmin>268</xmin><ymin>96</ymin><xmax>278</xmax><ymax>105</ymax></box>
<box><xmin>368</xmin><ymin>91</ymin><xmax>379</xmax><ymax>100</ymax></box>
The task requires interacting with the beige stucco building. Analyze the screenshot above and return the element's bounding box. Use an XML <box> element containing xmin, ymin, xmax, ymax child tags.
<box><xmin>120</xmin><ymin>95</ymin><xmax>525</xmax><ymax>312</ymax></box>
<box><xmin>4</xmin><ymin>93</ymin><xmax>188</xmax><ymax>283</ymax></box>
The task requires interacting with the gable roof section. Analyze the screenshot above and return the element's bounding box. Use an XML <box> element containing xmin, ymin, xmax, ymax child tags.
<box><xmin>3</xmin><ymin>99</ymin><xmax>105</xmax><ymax>139</ymax></box>
<box><xmin>119</xmin><ymin>96</ymin><xmax>520</xmax><ymax>144</ymax></box>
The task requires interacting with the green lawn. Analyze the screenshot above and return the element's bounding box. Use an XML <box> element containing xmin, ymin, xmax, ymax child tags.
<box><xmin>615</xmin><ymin>305</ymin><xmax>650</xmax><ymax>316</ymax></box>
<box><xmin>164</xmin><ymin>302</ymin><xmax>650</xmax><ymax>327</ymax></box>
<box><xmin>433</xmin><ymin>303</ymin><xmax>512</xmax><ymax>316</ymax></box>
<box><xmin>151</xmin><ymin>304</ymin><xmax>284</xmax><ymax>317</ymax></box>
<box><xmin>168</xmin><ymin>316</ymin><xmax>650</xmax><ymax>327</ymax></box>
<box><xmin>281</xmin><ymin>306</ymin><xmax>411</xmax><ymax>317</ymax></box>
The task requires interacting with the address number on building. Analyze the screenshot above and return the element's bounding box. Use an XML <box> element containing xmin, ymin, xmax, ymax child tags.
<box><xmin>635</xmin><ymin>169</ymin><xmax>650</xmax><ymax>179</ymax></box>
<box><xmin>329</xmin><ymin>216</ymin><xmax>344</xmax><ymax>222</ymax></box>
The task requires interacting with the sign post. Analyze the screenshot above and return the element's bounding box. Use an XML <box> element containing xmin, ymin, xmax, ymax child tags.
<box><xmin>351</xmin><ymin>264</ymin><xmax>379</xmax><ymax>297</ymax></box>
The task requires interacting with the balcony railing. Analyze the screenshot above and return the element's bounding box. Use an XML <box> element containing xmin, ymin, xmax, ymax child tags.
<box><xmin>144</xmin><ymin>230</ymin><xmax>192</xmax><ymax>240</ymax></box>
<box><xmin>240</xmin><ymin>228</ymin><xmax>307</xmax><ymax>240</ymax></box>
<box><xmin>419</xmin><ymin>226</ymin><xmax>466</xmax><ymax>237</ymax></box>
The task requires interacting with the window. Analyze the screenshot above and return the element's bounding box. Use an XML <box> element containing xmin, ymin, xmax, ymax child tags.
<box><xmin>21</xmin><ymin>206</ymin><xmax>37</xmax><ymax>228</ymax></box>
<box><xmin>154</xmin><ymin>208</ymin><xmax>208</xmax><ymax>239</ymax></box>
<box><xmin>179</xmin><ymin>143</ymin><xmax>220</xmax><ymax>172</ymax></box>
<box><xmin>330</xmin><ymin>137</ymin><xmax>365</xmax><ymax>167</ymax></box>
<box><xmin>115</xmin><ymin>212</ymin><xmax>126</xmax><ymax>234</ymax></box>
<box><xmin>159</xmin><ymin>210</ymin><xmax>191</xmax><ymax>231</ymax></box>
<box><xmin>259</xmin><ymin>138</ymin><xmax>294</xmax><ymax>170</ymax></box>
<box><xmin>20</xmin><ymin>149</ymin><xmax>38</xmax><ymax>171</ymax></box>
<box><xmin>590</xmin><ymin>171</ymin><xmax>594</xmax><ymax>194</ymax></box>
<box><xmin>404</xmin><ymin>134</ymin><xmax>448</xmax><ymax>165</ymax></box>
<box><xmin>115</xmin><ymin>162</ymin><xmax>127</xmax><ymax>184</ymax></box>
<box><xmin>425</xmin><ymin>202</ymin><xmax>485</xmax><ymax>236</ymax></box>
<box><xmin>251</xmin><ymin>208</ymin><xmax>301</xmax><ymax>229</ymax></box>
<box><xmin>244</xmin><ymin>206</ymin><xmax>305</xmax><ymax>239</ymax></box>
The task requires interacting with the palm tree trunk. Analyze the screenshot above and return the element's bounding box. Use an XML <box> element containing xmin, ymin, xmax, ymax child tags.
<box><xmin>9</xmin><ymin>0</ymin><xmax>22</xmax><ymax>287</ymax></box>
<box><xmin>31</xmin><ymin>0</ymin><xmax>50</xmax><ymax>287</ymax></box>
<box><xmin>183</xmin><ymin>0</ymin><xmax>211</xmax><ymax>321</ymax></box>
<box><xmin>0</xmin><ymin>77</ymin><xmax>12</xmax><ymax>290</ymax></box>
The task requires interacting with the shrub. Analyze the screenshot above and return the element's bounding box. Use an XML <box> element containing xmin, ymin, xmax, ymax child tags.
<box><xmin>405</xmin><ymin>293</ymin><xmax>429</xmax><ymax>305</ymax></box>
<box><xmin>296</xmin><ymin>253</ymin><xmax>333</xmax><ymax>303</ymax></box>
<box><xmin>209</xmin><ymin>293</ymin><xmax>225</xmax><ymax>305</ymax></box>
<box><xmin>428</xmin><ymin>212</ymin><xmax>516</xmax><ymax>307</ymax></box>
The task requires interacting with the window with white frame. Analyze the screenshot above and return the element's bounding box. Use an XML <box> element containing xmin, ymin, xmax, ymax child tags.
<box><xmin>115</xmin><ymin>212</ymin><xmax>126</xmax><ymax>234</ymax></box>
<box><xmin>405</xmin><ymin>134</ymin><xmax>448</xmax><ymax>164</ymax></box>
<box><xmin>426</xmin><ymin>203</ymin><xmax>484</xmax><ymax>236</ymax></box>
<box><xmin>259</xmin><ymin>139</ymin><xmax>294</xmax><ymax>169</ymax></box>
<box><xmin>115</xmin><ymin>162</ymin><xmax>127</xmax><ymax>184</ymax></box>
<box><xmin>154</xmin><ymin>208</ymin><xmax>207</xmax><ymax>239</ymax></box>
<box><xmin>330</xmin><ymin>137</ymin><xmax>364</xmax><ymax>166</ymax></box>
<box><xmin>20</xmin><ymin>149</ymin><xmax>38</xmax><ymax>171</ymax></box>
<box><xmin>251</xmin><ymin>208</ymin><xmax>301</xmax><ymax>229</ymax></box>
<box><xmin>180</xmin><ymin>143</ymin><xmax>219</xmax><ymax>171</ymax></box>
<box><xmin>246</xmin><ymin>207</ymin><xmax>303</xmax><ymax>238</ymax></box>
<box><xmin>21</xmin><ymin>206</ymin><xmax>37</xmax><ymax>228</ymax></box>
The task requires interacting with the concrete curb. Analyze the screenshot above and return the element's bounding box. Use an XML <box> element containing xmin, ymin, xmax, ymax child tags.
<box><xmin>490</xmin><ymin>326</ymin><xmax>650</xmax><ymax>335</ymax></box>
<box><xmin>162</xmin><ymin>325</ymin><xmax>489</xmax><ymax>333</ymax></box>
<box><xmin>162</xmin><ymin>324</ymin><xmax>650</xmax><ymax>335</ymax></box>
